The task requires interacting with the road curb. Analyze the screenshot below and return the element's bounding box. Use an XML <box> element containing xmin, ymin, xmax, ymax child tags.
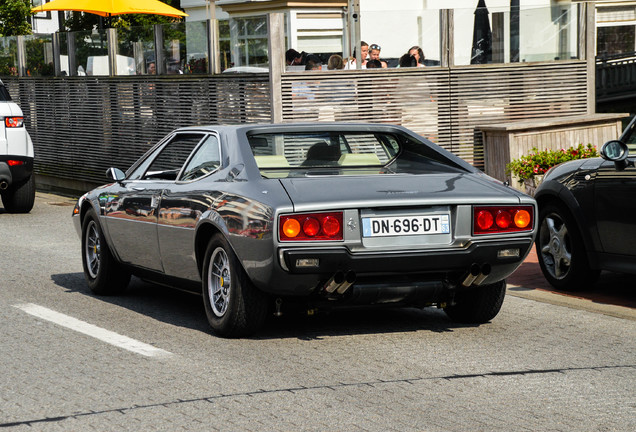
<box><xmin>507</xmin><ymin>284</ymin><xmax>636</xmax><ymax>321</ymax></box>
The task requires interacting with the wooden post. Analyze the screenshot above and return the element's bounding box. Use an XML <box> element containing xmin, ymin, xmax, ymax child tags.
<box><xmin>268</xmin><ymin>13</ymin><xmax>285</xmax><ymax>124</ymax></box>
<box><xmin>440</xmin><ymin>9</ymin><xmax>454</xmax><ymax>68</ymax></box>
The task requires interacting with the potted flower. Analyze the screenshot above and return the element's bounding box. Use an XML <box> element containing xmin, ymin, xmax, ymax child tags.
<box><xmin>505</xmin><ymin>144</ymin><xmax>598</xmax><ymax>195</ymax></box>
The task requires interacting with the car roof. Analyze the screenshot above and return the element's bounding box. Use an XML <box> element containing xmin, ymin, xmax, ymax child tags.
<box><xmin>174</xmin><ymin>122</ymin><xmax>415</xmax><ymax>135</ymax></box>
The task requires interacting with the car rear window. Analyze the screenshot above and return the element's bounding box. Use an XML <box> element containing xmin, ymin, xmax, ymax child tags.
<box><xmin>246</xmin><ymin>131</ymin><xmax>465</xmax><ymax>177</ymax></box>
<box><xmin>0</xmin><ymin>84</ymin><xmax>11</xmax><ymax>102</ymax></box>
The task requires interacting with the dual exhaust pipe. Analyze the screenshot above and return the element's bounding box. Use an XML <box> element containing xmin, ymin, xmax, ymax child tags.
<box><xmin>462</xmin><ymin>263</ymin><xmax>491</xmax><ymax>287</ymax></box>
<box><xmin>323</xmin><ymin>270</ymin><xmax>356</xmax><ymax>295</ymax></box>
<box><xmin>0</xmin><ymin>180</ymin><xmax>8</xmax><ymax>190</ymax></box>
<box><xmin>322</xmin><ymin>263</ymin><xmax>489</xmax><ymax>295</ymax></box>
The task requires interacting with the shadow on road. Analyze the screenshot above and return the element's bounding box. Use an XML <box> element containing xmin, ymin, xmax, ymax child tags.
<box><xmin>51</xmin><ymin>272</ymin><xmax>479</xmax><ymax>340</ymax></box>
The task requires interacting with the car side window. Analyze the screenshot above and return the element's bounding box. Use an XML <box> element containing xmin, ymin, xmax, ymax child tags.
<box><xmin>180</xmin><ymin>135</ymin><xmax>221</xmax><ymax>181</ymax></box>
<box><xmin>141</xmin><ymin>134</ymin><xmax>205</xmax><ymax>181</ymax></box>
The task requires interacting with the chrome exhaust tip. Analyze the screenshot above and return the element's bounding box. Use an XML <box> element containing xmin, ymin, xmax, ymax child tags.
<box><xmin>323</xmin><ymin>271</ymin><xmax>345</xmax><ymax>293</ymax></box>
<box><xmin>473</xmin><ymin>264</ymin><xmax>492</xmax><ymax>286</ymax></box>
<box><xmin>462</xmin><ymin>263</ymin><xmax>481</xmax><ymax>287</ymax></box>
<box><xmin>336</xmin><ymin>270</ymin><xmax>356</xmax><ymax>295</ymax></box>
<box><xmin>0</xmin><ymin>181</ymin><xmax>8</xmax><ymax>190</ymax></box>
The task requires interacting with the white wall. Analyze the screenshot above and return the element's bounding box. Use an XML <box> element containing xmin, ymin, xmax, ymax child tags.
<box><xmin>359</xmin><ymin>0</ymin><xmax>577</xmax><ymax>63</ymax></box>
<box><xmin>31</xmin><ymin>11</ymin><xmax>62</xmax><ymax>34</ymax></box>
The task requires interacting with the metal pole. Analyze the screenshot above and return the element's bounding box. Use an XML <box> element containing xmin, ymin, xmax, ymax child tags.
<box><xmin>510</xmin><ymin>0</ymin><xmax>520</xmax><ymax>63</ymax></box>
<box><xmin>268</xmin><ymin>13</ymin><xmax>284</xmax><ymax>124</ymax></box>
<box><xmin>154</xmin><ymin>24</ymin><xmax>165</xmax><ymax>75</ymax></box>
<box><xmin>107</xmin><ymin>28</ymin><xmax>117</xmax><ymax>76</ymax></box>
<box><xmin>351</xmin><ymin>0</ymin><xmax>361</xmax><ymax>69</ymax></box>
<box><xmin>207</xmin><ymin>1</ymin><xmax>220</xmax><ymax>74</ymax></box>
<box><xmin>52</xmin><ymin>32</ymin><xmax>61</xmax><ymax>77</ymax></box>
<box><xmin>16</xmin><ymin>36</ymin><xmax>26</xmax><ymax>77</ymax></box>
<box><xmin>585</xmin><ymin>1</ymin><xmax>596</xmax><ymax>114</ymax></box>
<box><xmin>68</xmin><ymin>32</ymin><xmax>77</xmax><ymax>76</ymax></box>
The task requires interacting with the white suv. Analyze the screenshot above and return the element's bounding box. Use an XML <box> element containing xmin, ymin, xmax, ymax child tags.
<box><xmin>0</xmin><ymin>79</ymin><xmax>35</xmax><ymax>213</ymax></box>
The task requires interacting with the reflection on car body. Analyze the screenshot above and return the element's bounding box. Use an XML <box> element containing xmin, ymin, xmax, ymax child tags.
<box><xmin>73</xmin><ymin>123</ymin><xmax>537</xmax><ymax>337</ymax></box>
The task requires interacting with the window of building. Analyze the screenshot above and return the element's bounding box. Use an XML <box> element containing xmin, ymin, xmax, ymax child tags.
<box><xmin>229</xmin><ymin>16</ymin><xmax>269</xmax><ymax>67</ymax></box>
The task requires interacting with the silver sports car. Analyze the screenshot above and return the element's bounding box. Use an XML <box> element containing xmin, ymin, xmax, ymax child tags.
<box><xmin>72</xmin><ymin>123</ymin><xmax>537</xmax><ymax>337</ymax></box>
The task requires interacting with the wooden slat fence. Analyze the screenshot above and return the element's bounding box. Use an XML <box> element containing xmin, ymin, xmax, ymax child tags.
<box><xmin>2</xmin><ymin>60</ymin><xmax>589</xmax><ymax>190</ymax></box>
<box><xmin>281</xmin><ymin>61</ymin><xmax>589</xmax><ymax>168</ymax></box>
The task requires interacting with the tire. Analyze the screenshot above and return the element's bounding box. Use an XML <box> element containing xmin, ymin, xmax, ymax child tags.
<box><xmin>202</xmin><ymin>234</ymin><xmax>268</xmax><ymax>337</ymax></box>
<box><xmin>444</xmin><ymin>280</ymin><xmax>506</xmax><ymax>324</ymax></box>
<box><xmin>535</xmin><ymin>202</ymin><xmax>599</xmax><ymax>291</ymax></box>
<box><xmin>81</xmin><ymin>210</ymin><xmax>131</xmax><ymax>295</ymax></box>
<box><xmin>1</xmin><ymin>175</ymin><xmax>35</xmax><ymax>213</ymax></box>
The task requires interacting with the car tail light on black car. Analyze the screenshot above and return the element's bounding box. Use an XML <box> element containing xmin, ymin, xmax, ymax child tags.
<box><xmin>473</xmin><ymin>205</ymin><xmax>533</xmax><ymax>235</ymax></box>
<box><xmin>279</xmin><ymin>212</ymin><xmax>343</xmax><ymax>241</ymax></box>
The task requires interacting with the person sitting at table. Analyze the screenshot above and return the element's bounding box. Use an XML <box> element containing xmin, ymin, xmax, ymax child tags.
<box><xmin>345</xmin><ymin>41</ymin><xmax>369</xmax><ymax>69</ymax></box>
<box><xmin>398</xmin><ymin>54</ymin><xmax>417</xmax><ymax>68</ymax></box>
<box><xmin>327</xmin><ymin>54</ymin><xmax>344</xmax><ymax>70</ymax></box>
<box><xmin>368</xmin><ymin>44</ymin><xmax>388</xmax><ymax>68</ymax></box>
<box><xmin>408</xmin><ymin>45</ymin><xmax>426</xmax><ymax>67</ymax></box>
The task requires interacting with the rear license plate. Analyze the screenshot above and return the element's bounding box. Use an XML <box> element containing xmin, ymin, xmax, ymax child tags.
<box><xmin>362</xmin><ymin>214</ymin><xmax>450</xmax><ymax>237</ymax></box>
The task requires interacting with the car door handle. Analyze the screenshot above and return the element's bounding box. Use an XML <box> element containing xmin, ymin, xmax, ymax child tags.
<box><xmin>131</xmin><ymin>187</ymin><xmax>146</xmax><ymax>191</ymax></box>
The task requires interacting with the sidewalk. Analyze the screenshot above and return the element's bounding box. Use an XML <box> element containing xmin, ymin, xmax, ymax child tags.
<box><xmin>507</xmin><ymin>248</ymin><xmax>636</xmax><ymax>320</ymax></box>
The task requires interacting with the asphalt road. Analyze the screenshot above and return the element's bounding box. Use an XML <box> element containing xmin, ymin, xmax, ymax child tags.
<box><xmin>1</xmin><ymin>193</ymin><xmax>634</xmax><ymax>431</ymax></box>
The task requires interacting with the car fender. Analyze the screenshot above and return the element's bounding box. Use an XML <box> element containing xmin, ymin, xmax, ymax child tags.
<box><xmin>535</xmin><ymin>179</ymin><xmax>601</xmax><ymax>268</ymax></box>
<box><xmin>78</xmin><ymin>194</ymin><xmax>126</xmax><ymax>264</ymax></box>
<box><xmin>193</xmin><ymin>209</ymin><xmax>232</xmax><ymax>276</ymax></box>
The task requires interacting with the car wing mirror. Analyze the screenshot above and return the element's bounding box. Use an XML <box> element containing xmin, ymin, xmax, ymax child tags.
<box><xmin>106</xmin><ymin>167</ymin><xmax>126</xmax><ymax>184</ymax></box>
<box><xmin>600</xmin><ymin>140</ymin><xmax>632</xmax><ymax>171</ymax></box>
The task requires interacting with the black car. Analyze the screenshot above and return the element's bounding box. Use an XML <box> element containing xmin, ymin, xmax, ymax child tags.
<box><xmin>534</xmin><ymin>115</ymin><xmax>636</xmax><ymax>290</ymax></box>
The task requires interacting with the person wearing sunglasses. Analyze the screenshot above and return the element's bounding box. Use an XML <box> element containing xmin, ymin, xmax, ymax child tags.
<box><xmin>369</xmin><ymin>44</ymin><xmax>388</xmax><ymax>68</ymax></box>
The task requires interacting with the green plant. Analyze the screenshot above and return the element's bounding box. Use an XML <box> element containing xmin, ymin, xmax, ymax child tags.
<box><xmin>506</xmin><ymin>144</ymin><xmax>598</xmax><ymax>183</ymax></box>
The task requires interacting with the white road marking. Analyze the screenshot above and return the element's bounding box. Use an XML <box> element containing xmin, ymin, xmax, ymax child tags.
<box><xmin>13</xmin><ymin>303</ymin><xmax>172</xmax><ymax>358</ymax></box>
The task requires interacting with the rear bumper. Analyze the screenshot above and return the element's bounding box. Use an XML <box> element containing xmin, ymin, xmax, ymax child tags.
<box><xmin>263</xmin><ymin>238</ymin><xmax>533</xmax><ymax>300</ymax></box>
<box><xmin>0</xmin><ymin>156</ymin><xmax>33</xmax><ymax>189</ymax></box>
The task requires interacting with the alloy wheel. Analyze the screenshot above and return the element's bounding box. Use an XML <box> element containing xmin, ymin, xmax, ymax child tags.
<box><xmin>85</xmin><ymin>220</ymin><xmax>101</xmax><ymax>279</ymax></box>
<box><xmin>538</xmin><ymin>212</ymin><xmax>572</xmax><ymax>280</ymax></box>
<box><xmin>208</xmin><ymin>247</ymin><xmax>231</xmax><ymax>317</ymax></box>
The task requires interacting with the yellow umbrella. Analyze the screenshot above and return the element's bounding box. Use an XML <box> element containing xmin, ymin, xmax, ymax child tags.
<box><xmin>31</xmin><ymin>0</ymin><xmax>188</xmax><ymax>18</ymax></box>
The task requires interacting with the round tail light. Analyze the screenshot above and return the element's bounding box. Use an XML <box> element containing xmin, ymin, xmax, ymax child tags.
<box><xmin>514</xmin><ymin>209</ymin><xmax>531</xmax><ymax>228</ymax></box>
<box><xmin>303</xmin><ymin>217</ymin><xmax>320</xmax><ymax>237</ymax></box>
<box><xmin>322</xmin><ymin>216</ymin><xmax>341</xmax><ymax>237</ymax></box>
<box><xmin>476</xmin><ymin>210</ymin><xmax>494</xmax><ymax>231</ymax></box>
<box><xmin>496</xmin><ymin>210</ymin><xmax>512</xmax><ymax>228</ymax></box>
<box><xmin>282</xmin><ymin>218</ymin><xmax>301</xmax><ymax>238</ymax></box>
